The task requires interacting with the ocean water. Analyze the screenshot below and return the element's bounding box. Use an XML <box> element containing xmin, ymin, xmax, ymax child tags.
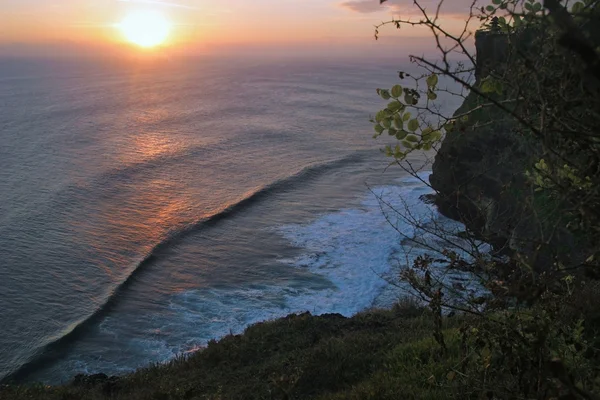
<box><xmin>0</xmin><ymin>56</ymin><xmax>463</xmax><ymax>384</ymax></box>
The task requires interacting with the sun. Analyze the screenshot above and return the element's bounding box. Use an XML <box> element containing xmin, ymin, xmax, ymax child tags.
<box><xmin>118</xmin><ymin>10</ymin><xmax>171</xmax><ymax>48</ymax></box>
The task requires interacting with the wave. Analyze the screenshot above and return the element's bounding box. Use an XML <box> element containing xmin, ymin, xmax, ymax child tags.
<box><xmin>0</xmin><ymin>151</ymin><xmax>368</xmax><ymax>384</ymax></box>
<box><xmin>0</xmin><ymin>131</ymin><xmax>291</xmax><ymax>231</ymax></box>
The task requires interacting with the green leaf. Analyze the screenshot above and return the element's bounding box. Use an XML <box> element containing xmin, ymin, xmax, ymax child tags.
<box><xmin>493</xmin><ymin>80</ymin><xmax>504</xmax><ymax>94</ymax></box>
<box><xmin>379</xmin><ymin>89</ymin><xmax>391</xmax><ymax>100</ymax></box>
<box><xmin>388</xmin><ymin>127</ymin><xmax>397</xmax><ymax>136</ymax></box>
<box><xmin>401</xmin><ymin>140</ymin><xmax>413</xmax><ymax>149</ymax></box>
<box><xmin>403</xmin><ymin>112</ymin><xmax>411</xmax><ymax>122</ymax></box>
<box><xmin>374</xmin><ymin>124</ymin><xmax>384</xmax><ymax>134</ymax></box>
<box><xmin>426</xmin><ymin>74</ymin><xmax>438</xmax><ymax>88</ymax></box>
<box><xmin>406</xmin><ymin>134</ymin><xmax>419</xmax><ymax>142</ymax></box>
<box><xmin>524</xmin><ymin>2</ymin><xmax>533</xmax><ymax>11</ymax></box>
<box><xmin>421</xmin><ymin>127</ymin><xmax>433</xmax><ymax>141</ymax></box>
<box><xmin>427</xmin><ymin>90</ymin><xmax>437</xmax><ymax>100</ymax></box>
<box><xmin>375</xmin><ymin>110</ymin><xmax>387</xmax><ymax>123</ymax></box>
<box><xmin>481</xmin><ymin>78</ymin><xmax>496</xmax><ymax>93</ymax></box>
<box><xmin>396</xmin><ymin>130</ymin><xmax>408</xmax><ymax>140</ymax></box>
<box><xmin>407</xmin><ymin>119</ymin><xmax>419</xmax><ymax>132</ymax></box>
<box><xmin>447</xmin><ymin>371</ymin><xmax>456</xmax><ymax>382</ymax></box>
<box><xmin>393</xmin><ymin>115</ymin><xmax>403</xmax><ymax>129</ymax></box>
<box><xmin>384</xmin><ymin>145</ymin><xmax>393</xmax><ymax>157</ymax></box>
<box><xmin>514</xmin><ymin>15</ymin><xmax>522</xmax><ymax>26</ymax></box>
<box><xmin>387</xmin><ymin>100</ymin><xmax>403</xmax><ymax>111</ymax></box>
<box><xmin>533</xmin><ymin>2</ymin><xmax>542</xmax><ymax>12</ymax></box>
<box><xmin>481</xmin><ymin>347</ymin><xmax>491</xmax><ymax>358</ymax></box>
<box><xmin>492</xmin><ymin>0</ymin><xmax>502</xmax><ymax>4</ymax></box>
<box><xmin>391</xmin><ymin>84</ymin><xmax>403</xmax><ymax>98</ymax></box>
<box><xmin>486</xmin><ymin>5</ymin><xmax>495</xmax><ymax>12</ymax></box>
<box><xmin>382</xmin><ymin>118</ymin><xmax>392</xmax><ymax>129</ymax></box>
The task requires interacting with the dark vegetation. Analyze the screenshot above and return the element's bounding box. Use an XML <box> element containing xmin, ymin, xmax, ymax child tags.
<box><xmin>3</xmin><ymin>0</ymin><xmax>600</xmax><ymax>398</ymax></box>
<box><xmin>371</xmin><ymin>0</ymin><xmax>600</xmax><ymax>398</ymax></box>
<box><xmin>1</xmin><ymin>305</ymin><xmax>474</xmax><ymax>400</ymax></box>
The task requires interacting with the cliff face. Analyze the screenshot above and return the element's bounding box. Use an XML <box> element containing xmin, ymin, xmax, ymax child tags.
<box><xmin>474</xmin><ymin>29</ymin><xmax>509</xmax><ymax>85</ymax></box>
<box><xmin>429</xmin><ymin>29</ymin><xmax>540</xmax><ymax>254</ymax></box>
<box><xmin>429</xmin><ymin>29</ymin><xmax>586</xmax><ymax>269</ymax></box>
<box><xmin>429</xmin><ymin>93</ymin><xmax>534</xmax><ymax>251</ymax></box>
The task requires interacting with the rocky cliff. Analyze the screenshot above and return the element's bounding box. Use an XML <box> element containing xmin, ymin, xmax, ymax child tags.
<box><xmin>429</xmin><ymin>28</ymin><xmax>542</xmax><ymax>256</ymax></box>
<box><xmin>429</xmin><ymin>26</ymin><xmax>590</xmax><ymax>270</ymax></box>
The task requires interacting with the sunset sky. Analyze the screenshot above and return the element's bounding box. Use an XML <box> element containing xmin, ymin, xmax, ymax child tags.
<box><xmin>0</xmin><ymin>0</ymin><xmax>475</xmax><ymax>57</ymax></box>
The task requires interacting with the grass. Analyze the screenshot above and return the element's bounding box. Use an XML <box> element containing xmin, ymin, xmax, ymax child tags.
<box><xmin>0</xmin><ymin>304</ymin><xmax>467</xmax><ymax>400</ymax></box>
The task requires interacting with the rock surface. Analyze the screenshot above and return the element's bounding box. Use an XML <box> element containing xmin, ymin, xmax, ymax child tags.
<box><xmin>429</xmin><ymin>29</ymin><xmax>540</xmax><ymax>257</ymax></box>
<box><xmin>428</xmin><ymin>28</ymin><xmax>584</xmax><ymax>270</ymax></box>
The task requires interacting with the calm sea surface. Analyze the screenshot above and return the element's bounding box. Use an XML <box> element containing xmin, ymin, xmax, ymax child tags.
<box><xmin>0</xmin><ymin>56</ymin><xmax>460</xmax><ymax>383</ymax></box>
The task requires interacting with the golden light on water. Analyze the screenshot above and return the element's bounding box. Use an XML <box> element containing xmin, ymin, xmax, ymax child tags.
<box><xmin>118</xmin><ymin>10</ymin><xmax>171</xmax><ymax>48</ymax></box>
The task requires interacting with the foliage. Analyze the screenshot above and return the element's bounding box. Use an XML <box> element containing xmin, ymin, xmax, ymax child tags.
<box><xmin>373</xmin><ymin>0</ymin><xmax>600</xmax><ymax>398</ymax></box>
<box><xmin>371</xmin><ymin>78</ymin><xmax>444</xmax><ymax>158</ymax></box>
<box><xmin>0</xmin><ymin>307</ymin><xmax>467</xmax><ymax>400</ymax></box>
<box><xmin>12</xmin><ymin>304</ymin><xmax>597</xmax><ymax>400</ymax></box>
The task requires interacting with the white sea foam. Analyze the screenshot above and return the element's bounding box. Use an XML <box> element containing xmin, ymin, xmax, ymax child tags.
<box><xmin>165</xmin><ymin>173</ymin><xmax>478</xmax><ymax>349</ymax></box>
<box><xmin>276</xmin><ymin>172</ymin><xmax>443</xmax><ymax>315</ymax></box>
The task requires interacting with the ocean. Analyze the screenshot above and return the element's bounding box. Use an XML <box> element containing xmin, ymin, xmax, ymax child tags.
<box><xmin>0</xmin><ymin>55</ymin><xmax>463</xmax><ymax>384</ymax></box>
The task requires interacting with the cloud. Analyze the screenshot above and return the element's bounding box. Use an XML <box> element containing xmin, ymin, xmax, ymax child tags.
<box><xmin>340</xmin><ymin>0</ymin><xmax>477</xmax><ymax>16</ymax></box>
<box><xmin>339</xmin><ymin>0</ymin><xmax>386</xmax><ymax>13</ymax></box>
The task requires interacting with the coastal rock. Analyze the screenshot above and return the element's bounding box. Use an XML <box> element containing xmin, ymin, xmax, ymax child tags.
<box><xmin>429</xmin><ymin>27</ymin><xmax>540</xmax><ymax>258</ymax></box>
<box><xmin>428</xmin><ymin>28</ymin><xmax>585</xmax><ymax>270</ymax></box>
<box><xmin>429</xmin><ymin>89</ymin><xmax>534</xmax><ymax>250</ymax></box>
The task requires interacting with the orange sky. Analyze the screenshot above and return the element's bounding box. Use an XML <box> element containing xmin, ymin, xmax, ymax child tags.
<box><xmin>0</xmin><ymin>0</ymin><xmax>478</xmax><ymax>57</ymax></box>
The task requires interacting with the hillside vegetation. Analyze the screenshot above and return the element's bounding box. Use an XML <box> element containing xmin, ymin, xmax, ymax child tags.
<box><xmin>1</xmin><ymin>306</ymin><xmax>474</xmax><ymax>400</ymax></box>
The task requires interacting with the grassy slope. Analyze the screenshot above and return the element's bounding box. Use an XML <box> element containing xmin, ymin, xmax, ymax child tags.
<box><xmin>0</xmin><ymin>306</ymin><xmax>464</xmax><ymax>400</ymax></box>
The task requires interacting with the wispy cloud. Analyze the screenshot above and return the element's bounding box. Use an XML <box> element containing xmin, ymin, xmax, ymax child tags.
<box><xmin>339</xmin><ymin>0</ymin><xmax>385</xmax><ymax>13</ymax></box>
<box><xmin>339</xmin><ymin>0</ymin><xmax>476</xmax><ymax>16</ymax></box>
<box><xmin>116</xmin><ymin>0</ymin><xmax>199</xmax><ymax>10</ymax></box>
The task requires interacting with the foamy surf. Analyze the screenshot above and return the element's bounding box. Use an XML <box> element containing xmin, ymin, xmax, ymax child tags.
<box><xmin>169</xmin><ymin>172</ymin><xmax>450</xmax><ymax>346</ymax></box>
<box><xmin>276</xmin><ymin>171</ymin><xmax>488</xmax><ymax>313</ymax></box>
<box><xmin>127</xmin><ymin>173</ymin><xmax>447</xmax><ymax>360</ymax></box>
<box><xmin>276</xmin><ymin>172</ymin><xmax>438</xmax><ymax>314</ymax></box>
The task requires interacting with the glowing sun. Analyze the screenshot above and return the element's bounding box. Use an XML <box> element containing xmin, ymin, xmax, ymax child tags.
<box><xmin>118</xmin><ymin>10</ymin><xmax>171</xmax><ymax>48</ymax></box>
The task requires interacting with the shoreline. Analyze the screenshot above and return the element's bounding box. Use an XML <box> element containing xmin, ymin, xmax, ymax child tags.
<box><xmin>1</xmin><ymin>305</ymin><xmax>464</xmax><ymax>400</ymax></box>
